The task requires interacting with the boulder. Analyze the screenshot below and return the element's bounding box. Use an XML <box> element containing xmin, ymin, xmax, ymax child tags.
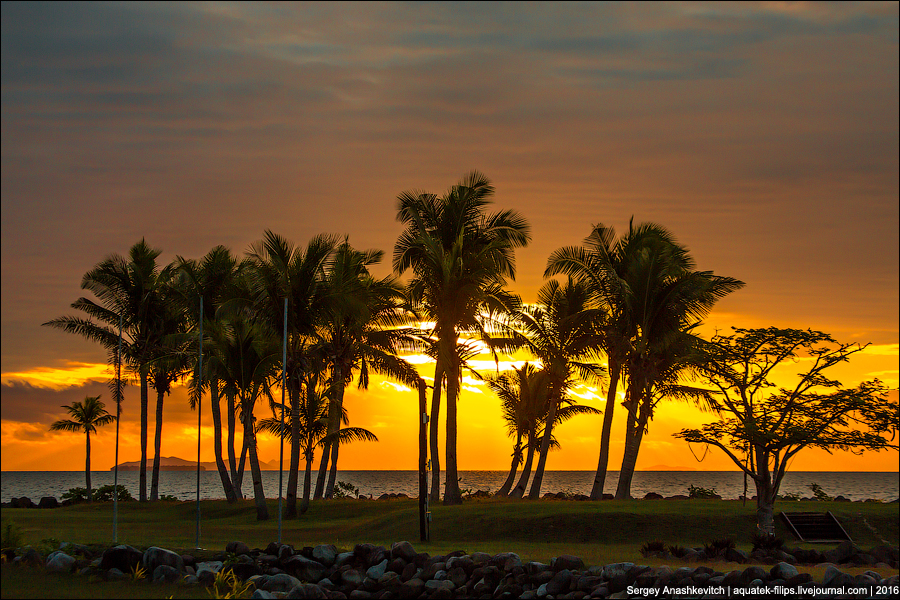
<box><xmin>46</xmin><ymin>551</ymin><xmax>76</xmax><ymax>573</ymax></box>
<box><xmin>643</xmin><ymin>492</ymin><xmax>663</xmax><ymax>500</ymax></box>
<box><xmin>366</xmin><ymin>559</ymin><xmax>388</xmax><ymax>580</ymax></box>
<box><xmin>824</xmin><ymin>541</ymin><xmax>860</xmax><ymax>564</ymax></box>
<box><xmin>770</xmin><ymin>562</ymin><xmax>799</xmax><ymax>580</ymax></box>
<box><xmin>545</xmin><ymin>569</ymin><xmax>573</xmax><ymax>596</ymax></box>
<box><xmin>551</xmin><ymin>555</ymin><xmax>584</xmax><ymax>572</ymax></box>
<box><xmin>739</xmin><ymin>566</ymin><xmax>769</xmax><ymax>586</ymax></box>
<box><xmin>286</xmin><ymin>583</ymin><xmax>329</xmax><ymax>599</ymax></box>
<box><xmin>391</xmin><ymin>541</ymin><xmax>417</xmax><ymax>563</ymax></box>
<box><xmin>153</xmin><ymin>564</ymin><xmax>182</xmax><ymax>584</ymax></box>
<box><xmin>342</xmin><ymin>568</ymin><xmax>364</xmax><ymax>587</ymax></box>
<box><xmin>195</xmin><ymin>561</ymin><xmax>224</xmax><ymax>576</ymax></box>
<box><xmin>253</xmin><ymin>591</ymin><xmax>277</xmax><ymax>599</ymax></box>
<box><xmin>313</xmin><ymin>545</ymin><xmax>338</xmax><ymax>568</ymax></box>
<box><xmin>602</xmin><ymin>562</ymin><xmax>634</xmax><ymax>581</ymax></box>
<box><xmin>398</xmin><ymin>578</ymin><xmax>425</xmax><ymax>599</ymax></box>
<box><xmin>227</xmin><ymin>541</ymin><xmax>252</xmax><ymax>556</ymax></box>
<box><xmin>143</xmin><ymin>546</ymin><xmax>184</xmax><ymax>575</ymax></box>
<box><xmin>724</xmin><ymin>547</ymin><xmax>748</xmax><ymax>563</ymax></box>
<box><xmin>20</xmin><ymin>548</ymin><xmax>43</xmax><ymax>568</ymax></box>
<box><xmin>38</xmin><ymin>497</ymin><xmax>59</xmax><ymax>509</ymax></box>
<box><xmin>284</xmin><ymin>555</ymin><xmax>326</xmax><ymax>582</ymax></box>
<box><xmin>106</xmin><ymin>567</ymin><xmax>128</xmax><ymax>581</ymax></box>
<box><xmin>263</xmin><ymin>573</ymin><xmax>303</xmax><ymax>592</ymax></box>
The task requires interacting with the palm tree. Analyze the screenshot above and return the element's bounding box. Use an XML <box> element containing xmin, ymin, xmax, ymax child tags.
<box><xmin>176</xmin><ymin>247</ymin><xmax>245</xmax><ymax>503</ymax></box>
<box><xmin>246</xmin><ymin>231</ymin><xmax>337</xmax><ymax>517</ymax></box>
<box><xmin>259</xmin><ymin>369</ymin><xmax>378</xmax><ymax>513</ymax></box>
<box><xmin>393</xmin><ymin>171</ymin><xmax>531</xmax><ymax>504</ymax></box>
<box><xmin>545</xmin><ymin>221</ymin><xmax>741</xmax><ymax>499</ymax></box>
<box><xmin>49</xmin><ymin>395</ymin><xmax>116</xmax><ymax>502</ymax></box>
<box><xmin>614</xmin><ymin>245</ymin><xmax>743</xmax><ymax>499</ymax></box>
<box><xmin>314</xmin><ymin>241</ymin><xmax>420</xmax><ymax>499</ymax></box>
<box><xmin>504</xmin><ymin>278</ymin><xmax>606</xmax><ymax>499</ymax></box>
<box><xmin>214</xmin><ymin>314</ymin><xmax>279</xmax><ymax>520</ymax></box>
<box><xmin>44</xmin><ymin>239</ymin><xmax>171</xmax><ymax>502</ymax></box>
<box><xmin>487</xmin><ymin>363</ymin><xmax>548</xmax><ymax>497</ymax></box>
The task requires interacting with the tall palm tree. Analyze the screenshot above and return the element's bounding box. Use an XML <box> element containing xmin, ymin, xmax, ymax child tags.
<box><xmin>246</xmin><ymin>231</ymin><xmax>337</xmax><ymax>518</ymax></box>
<box><xmin>393</xmin><ymin>171</ymin><xmax>531</xmax><ymax>504</ymax></box>
<box><xmin>314</xmin><ymin>241</ymin><xmax>421</xmax><ymax>499</ymax></box>
<box><xmin>176</xmin><ymin>246</ymin><xmax>243</xmax><ymax>503</ymax></box>
<box><xmin>259</xmin><ymin>369</ymin><xmax>378</xmax><ymax>514</ymax></box>
<box><xmin>49</xmin><ymin>395</ymin><xmax>116</xmax><ymax>502</ymax></box>
<box><xmin>505</xmin><ymin>278</ymin><xmax>606</xmax><ymax>499</ymax></box>
<box><xmin>214</xmin><ymin>315</ymin><xmax>279</xmax><ymax>520</ymax></box>
<box><xmin>614</xmin><ymin>246</ymin><xmax>743</xmax><ymax>499</ymax></box>
<box><xmin>44</xmin><ymin>239</ymin><xmax>170</xmax><ymax>502</ymax></box>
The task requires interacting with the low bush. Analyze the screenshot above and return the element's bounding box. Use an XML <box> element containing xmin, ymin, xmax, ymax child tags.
<box><xmin>688</xmin><ymin>485</ymin><xmax>719</xmax><ymax>499</ymax></box>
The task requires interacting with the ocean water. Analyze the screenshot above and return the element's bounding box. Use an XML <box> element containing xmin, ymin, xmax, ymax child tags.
<box><xmin>2</xmin><ymin>470</ymin><xmax>897</xmax><ymax>503</ymax></box>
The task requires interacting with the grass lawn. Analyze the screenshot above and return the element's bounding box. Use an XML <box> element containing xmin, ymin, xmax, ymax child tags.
<box><xmin>2</xmin><ymin>497</ymin><xmax>897</xmax><ymax>598</ymax></box>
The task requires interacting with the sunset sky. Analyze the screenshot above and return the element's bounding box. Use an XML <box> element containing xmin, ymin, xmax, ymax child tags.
<box><xmin>2</xmin><ymin>2</ymin><xmax>897</xmax><ymax>474</ymax></box>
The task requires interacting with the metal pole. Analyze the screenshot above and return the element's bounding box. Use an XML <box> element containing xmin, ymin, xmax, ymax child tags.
<box><xmin>278</xmin><ymin>297</ymin><xmax>287</xmax><ymax>543</ymax></box>
<box><xmin>113</xmin><ymin>313</ymin><xmax>122</xmax><ymax>543</ymax></box>
<box><xmin>195</xmin><ymin>298</ymin><xmax>203</xmax><ymax>549</ymax></box>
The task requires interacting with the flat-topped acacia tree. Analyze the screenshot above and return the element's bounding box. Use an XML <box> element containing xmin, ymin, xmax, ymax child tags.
<box><xmin>676</xmin><ymin>327</ymin><xmax>899</xmax><ymax>535</ymax></box>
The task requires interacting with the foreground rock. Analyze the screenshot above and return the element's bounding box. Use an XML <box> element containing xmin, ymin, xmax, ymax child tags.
<box><xmin>8</xmin><ymin>539</ymin><xmax>899</xmax><ymax>599</ymax></box>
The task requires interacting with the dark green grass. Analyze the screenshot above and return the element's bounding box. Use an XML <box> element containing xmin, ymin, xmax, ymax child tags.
<box><xmin>2</xmin><ymin>498</ymin><xmax>897</xmax><ymax>598</ymax></box>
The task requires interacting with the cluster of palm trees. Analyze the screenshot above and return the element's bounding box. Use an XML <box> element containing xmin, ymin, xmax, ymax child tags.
<box><xmin>45</xmin><ymin>170</ymin><xmax>743</xmax><ymax>514</ymax></box>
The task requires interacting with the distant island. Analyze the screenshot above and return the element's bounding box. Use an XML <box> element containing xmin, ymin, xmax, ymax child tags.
<box><xmin>110</xmin><ymin>456</ymin><xmax>281</xmax><ymax>471</ymax></box>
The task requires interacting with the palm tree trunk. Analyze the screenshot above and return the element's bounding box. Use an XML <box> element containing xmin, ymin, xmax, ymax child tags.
<box><xmin>324</xmin><ymin>376</ymin><xmax>347</xmax><ymax>498</ymax></box>
<box><xmin>139</xmin><ymin>371</ymin><xmax>149</xmax><ymax>502</ymax></box>
<box><xmin>443</xmin><ymin>349</ymin><xmax>462</xmax><ymax>505</ymax></box>
<box><xmin>236</xmin><ymin>435</ymin><xmax>249</xmax><ymax>495</ymax></box>
<box><xmin>210</xmin><ymin>381</ymin><xmax>237</xmax><ymax>503</ymax></box>
<box><xmin>615</xmin><ymin>392</ymin><xmax>648</xmax><ymax>500</ymax></box>
<box><xmin>85</xmin><ymin>431</ymin><xmax>92</xmax><ymax>502</ymax></box>
<box><xmin>150</xmin><ymin>385</ymin><xmax>165</xmax><ymax>501</ymax></box>
<box><xmin>590</xmin><ymin>363</ymin><xmax>620</xmax><ymax>500</ymax></box>
<box><xmin>495</xmin><ymin>432</ymin><xmax>522</xmax><ymax>497</ymax></box>
<box><xmin>528</xmin><ymin>393</ymin><xmax>559</xmax><ymax>499</ymax></box>
<box><xmin>301</xmin><ymin>447</ymin><xmax>313</xmax><ymax>515</ymax></box>
<box><xmin>246</xmin><ymin>416</ymin><xmax>269</xmax><ymax>520</ymax></box>
<box><xmin>313</xmin><ymin>445</ymin><xmax>329</xmax><ymax>500</ymax></box>
<box><xmin>429</xmin><ymin>360</ymin><xmax>444</xmax><ymax>502</ymax></box>
<box><xmin>286</xmin><ymin>385</ymin><xmax>301</xmax><ymax>517</ymax></box>
<box><xmin>227</xmin><ymin>391</ymin><xmax>241</xmax><ymax>499</ymax></box>
<box><xmin>510</xmin><ymin>431</ymin><xmax>536</xmax><ymax>498</ymax></box>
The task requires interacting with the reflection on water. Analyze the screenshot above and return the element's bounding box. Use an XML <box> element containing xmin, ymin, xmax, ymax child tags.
<box><xmin>2</xmin><ymin>470</ymin><xmax>897</xmax><ymax>503</ymax></box>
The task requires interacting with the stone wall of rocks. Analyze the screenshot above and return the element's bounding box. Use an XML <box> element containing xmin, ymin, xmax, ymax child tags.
<box><xmin>7</xmin><ymin>539</ymin><xmax>899</xmax><ymax>599</ymax></box>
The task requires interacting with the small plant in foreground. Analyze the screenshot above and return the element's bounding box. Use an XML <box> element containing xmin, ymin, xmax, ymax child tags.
<box><xmin>666</xmin><ymin>544</ymin><xmax>688</xmax><ymax>558</ymax></box>
<box><xmin>159</xmin><ymin>494</ymin><xmax>179</xmax><ymax>502</ymax></box>
<box><xmin>703</xmin><ymin>537</ymin><xmax>735</xmax><ymax>558</ymax></box>
<box><xmin>688</xmin><ymin>484</ymin><xmax>719</xmax><ymax>499</ymax></box>
<box><xmin>130</xmin><ymin>563</ymin><xmax>147</xmax><ymax>581</ymax></box>
<box><xmin>1</xmin><ymin>518</ymin><xmax>24</xmax><ymax>561</ymax></box>
<box><xmin>333</xmin><ymin>481</ymin><xmax>360</xmax><ymax>499</ymax></box>
<box><xmin>778</xmin><ymin>491</ymin><xmax>801</xmax><ymax>501</ymax></box>
<box><xmin>209</xmin><ymin>568</ymin><xmax>254</xmax><ymax>599</ymax></box>
<box><xmin>751</xmin><ymin>532</ymin><xmax>785</xmax><ymax>552</ymax></box>
<box><xmin>640</xmin><ymin>540</ymin><xmax>666</xmax><ymax>556</ymax></box>
<box><xmin>809</xmin><ymin>483</ymin><xmax>832</xmax><ymax>502</ymax></box>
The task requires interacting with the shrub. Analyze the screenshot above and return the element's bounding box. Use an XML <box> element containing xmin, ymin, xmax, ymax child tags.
<box><xmin>809</xmin><ymin>483</ymin><xmax>832</xmax><ymax>502</ymax></box>
<box><xmin>688</xmin><ymin>484</ymin><xmax>719</xmax><ymax>499</ymax></box>
<box><xmin>778</xmin><ymin>491</ymin><xmax>801</xmax><ymax>501</ymax></box>
<box><xmin>751</xmin><ymin>532</ymin><xmax>785</xmax><ymax>552</ymax></box>
<box><xmin>93</xmin><ymin>484</ymin><xmax>133</xmax><ymax>502</ymax></box>
<box><xmin>159</xmin><ymin>494</ymin><xmax>179</xmax><ymax>502</ymax></box>
<box><xmin>61</xmin><ymin>488</ymin><xmax>91</xmax><ymax>503</ymax></box>
<box><xmin>666</xmin><ymin>544</ymin><xmax>688</xmax><ymax>558</ymax></box>
<box><xmin>704</xmin><ymin>537</ymin><xmax>736</xmax><ymax>558</ymax></box>
<box><xmin>333</xmin><ymin>481</ymin><xmax>360</xmax><ymax>499</ymax></box>
<box><xmin>640</xmin><ymin>540</ymin><xmax>666</xmax><ymax>556</ymax></box>
<box><xmin>1</xmin><ymin>519</ymin><xmax>24</xmax><ymax>561</ymax></box>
